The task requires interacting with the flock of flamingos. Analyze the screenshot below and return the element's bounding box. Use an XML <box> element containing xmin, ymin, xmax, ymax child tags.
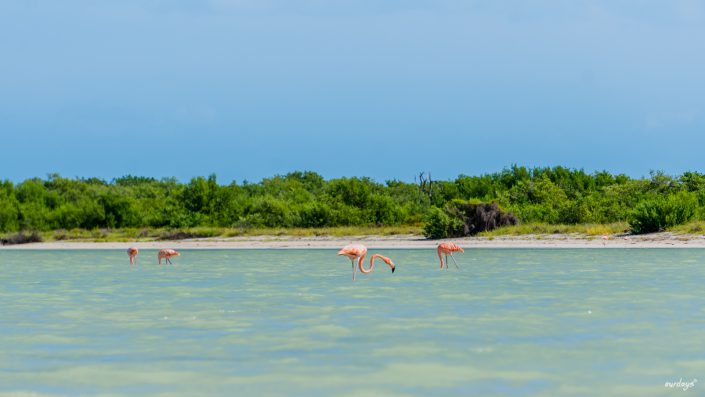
<box><xmin>127</xmin><ymin>243</ymin><xmax>465</xmax><ymax>281</ymax></box>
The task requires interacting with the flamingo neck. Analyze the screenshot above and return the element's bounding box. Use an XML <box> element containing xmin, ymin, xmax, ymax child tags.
<box><xmin>355</xmin><ymin>252</ymin><xmax>368</xmax><ymax>274</ymax></box>
<box><xmin>437</xmin><ymin>246</ymin><xmax>444</xmax><ymax>268</ymax></box>
<box><xmin>362</xmin><ymin>254</ymin><xmax>393</xmax><ymax>274</ymax></box>
<box><xmin>359</xmin><ymin>252</ymin><xmax>374</xmax><ymax>274</ymax></box>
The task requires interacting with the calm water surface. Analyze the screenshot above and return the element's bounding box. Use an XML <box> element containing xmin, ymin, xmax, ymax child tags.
<box><xmin>1</xmin><ymin>249</ymin><xmax>703</xmax><ymax>397</ymax></box>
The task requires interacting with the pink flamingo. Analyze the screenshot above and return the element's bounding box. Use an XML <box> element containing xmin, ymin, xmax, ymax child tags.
<box><xmin>337</xmin><ymin>244</ymin><xmax>396</xmax><ymax>280</ymax></box>
<box><xmin>601</xmin><ymin>235</ymin><xmax>609</xmax><ymax>246</ymax></box>
<box><xmin>127</xmin><ymin>247</ymin><xmax>139</xmax><ymax>265</ymax></box>
<box><xmin>158</xmin><ymin>249</ymin><xmax>180</xmax><ymax>265</ymax></box>
<box><xmin>437</xmin><ymin>242</ymin><xmax>464</xmax><ymax>269</ymax></box>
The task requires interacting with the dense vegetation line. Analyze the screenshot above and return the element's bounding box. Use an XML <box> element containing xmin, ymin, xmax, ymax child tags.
<box><xmin>0</xmin><ymin>166</ymin><xmax>703</xmax><ymax>240</ymax></box>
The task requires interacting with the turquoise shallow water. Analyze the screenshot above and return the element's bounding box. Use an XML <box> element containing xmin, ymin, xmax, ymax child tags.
<box><xmin>0</xmin><ymin>249</ymin><xmax>703</xmax><ymax>397</ymax></box>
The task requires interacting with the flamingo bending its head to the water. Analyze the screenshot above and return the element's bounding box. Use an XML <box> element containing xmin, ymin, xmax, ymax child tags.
<box><xmin>437</xmin><ymin>242</ymin><xmax>464</xmax><ymax>269</ymax></box>
<box><xmin>127</xmin><ymin>247</ymin><xmax>139</xmax><ymax>265</ymax></box>
<box><xmin>337</xmin><ymin>244</ymin><xmax>395</xmax><ymax>280</ymax></box>
<box><xmin>158</xmin><ymin>249</ymin><xmax>180</xmax><ymax>265</ymax></box>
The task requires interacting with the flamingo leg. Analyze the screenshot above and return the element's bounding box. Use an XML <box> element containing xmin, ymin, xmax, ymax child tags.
<box><xmin>351</xmin><ymin>259</ymin><xmax>356</xmax><ymax>281</ymax></box>
<box><xmin>167</xmin><ymin>257</ymin><xmax>172</xmax><ymax>265</ymax></box>
<box><xmin>449</xmin><ymin>253</ymin><xmax>460</xmax><ymax>269</ymax></box>
<box><xmin>445</xmin><ymin>255</ymin><xmax>449</xmax><ymax>270</ymax></box>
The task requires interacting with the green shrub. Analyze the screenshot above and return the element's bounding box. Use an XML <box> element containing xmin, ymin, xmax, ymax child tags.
<box><xmin>248</xmin><ymin>196</ymin><xmax>296</xmax><ymax>227</ymax></box>
<box><xmin>0</xmin><ymin>199</ymin><xmax>19</xmax><ymax>232</ymax></box>
<box><xmin>297</xmin><ymin>202</ymin><xmax>332</xmax><ymax>227</ymax></box>
<box><xmin>629</xmin><ymin>192</ymin><xmax>697</xmax><ymax>234</ymax></box>
<box><xmin>367</xmin><ymin>195</ymin><xmax>405</xmax><ymax>226</ymax></box>
<box><xmin>629</xmin><ymin>200</ymin><xmax>662</xmax><ymax>234</ymax></box>
<box><xmin>423</xmin><ymin>207</ymin><xmax>451</xmax><ymax>239</ymax></box>
<box><xmin>665</xmin><ymin>192</ymin><xmax>697</xmax><ymax>227</ymax></box>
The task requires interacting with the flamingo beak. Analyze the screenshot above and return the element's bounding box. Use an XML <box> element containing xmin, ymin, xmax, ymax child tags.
<box><xmin>391</xmin><ymin>265</ymin><xmax>396</xmax><ymax>273</ymax></box>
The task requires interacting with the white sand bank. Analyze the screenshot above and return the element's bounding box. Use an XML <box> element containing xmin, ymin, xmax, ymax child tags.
<box><xmin>2</xmin><ymin>232</ymin><xmax>705</xmax><ymax>249</ymax></box>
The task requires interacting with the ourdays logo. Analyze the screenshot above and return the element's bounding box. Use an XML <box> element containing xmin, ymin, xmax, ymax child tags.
<box><xmin>664</xmin><ymin>378</ymin><xmax>698</xmax><ymax>391</ymax></box>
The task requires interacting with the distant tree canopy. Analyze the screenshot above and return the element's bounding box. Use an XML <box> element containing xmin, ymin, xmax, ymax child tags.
<box><xmin>0</xmin><ymin>167</ymin><xmax>702</xmax><ymax>235</ymax></box>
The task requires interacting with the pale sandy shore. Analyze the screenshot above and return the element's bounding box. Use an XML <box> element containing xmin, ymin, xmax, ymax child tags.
<box><xmin>3</xmin><ymin>232</ymin><xmax>705</xmax><ymax>249</ymax></box>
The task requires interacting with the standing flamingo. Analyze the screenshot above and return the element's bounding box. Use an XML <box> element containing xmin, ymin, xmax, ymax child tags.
<box><xmin>601</xmin><ymin>235</ymin><xmax>609</xmax><ymax>246</ymax></box>
<box><xmin>337</xmin><ymin>244</ymin><xmax>395</xmax><ymax>280</ymax></box>
<box><xmin>127</xmin><ymin>247</ymin><xmax>139</xmax><ymax>265</ymax></box>
<box><xmin>437</xmin><ymin>242</ymin><xmax>464</xmax><ymax>269</ymax></box>
<box><xmin>158</xmin><ymin>249</ymin><xmax>180</xmax><ymax>265</ymax></box>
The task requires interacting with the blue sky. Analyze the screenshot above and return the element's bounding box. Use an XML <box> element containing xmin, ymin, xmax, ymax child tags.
<box><xmin>1</xmin><ymin>0</ymin><xmax>704</xmax><ymax>183</ymax></box>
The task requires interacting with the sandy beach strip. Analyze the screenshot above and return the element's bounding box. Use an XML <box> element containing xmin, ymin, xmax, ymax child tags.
<box><xmin>2</xmin><ymin>232</ymin><xmax>705</xmax><ymax>249</ymax></box>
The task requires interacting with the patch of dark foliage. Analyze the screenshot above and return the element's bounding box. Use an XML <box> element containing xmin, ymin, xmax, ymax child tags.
<box><xmin>424</xmin><ymin>201</ymin><xmax>518</xmax><ymax>239</ymax></box>
<box><xmin>448</xmin><ymin>202</ymin><xmax>519</xmax><ymax>235</ymax></box>
<box><xmin>157</xmin><ymin>230</ymin><xmax>210</xmax><ymax>240</ymax></box>
<box><xmin>158</xmin><ymin>231</ymin><xmax>197</xmax><ymax>240</ymax></box>
<box><xmin>1</xmin><ymin>231</ymin><xmax>42</xmax><ymax>245</ymax></box>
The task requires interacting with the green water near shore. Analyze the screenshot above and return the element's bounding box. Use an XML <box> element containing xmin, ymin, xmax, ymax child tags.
<box><xmin>0</xmin><ymin>249</ymin><xmax>703</xmax><ymax>396</ymax></box>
